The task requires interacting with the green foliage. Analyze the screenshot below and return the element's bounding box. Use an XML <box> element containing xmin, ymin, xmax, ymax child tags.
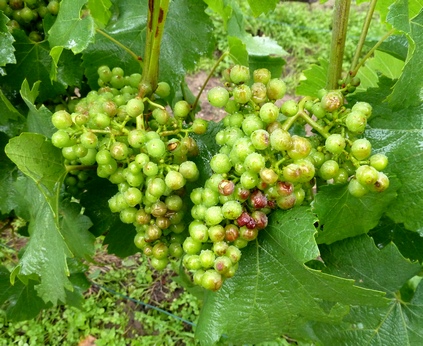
<box><xmin>0</xmin><ymin>0</ymin><xmax>422</xmax><ymax>344</ymax></box>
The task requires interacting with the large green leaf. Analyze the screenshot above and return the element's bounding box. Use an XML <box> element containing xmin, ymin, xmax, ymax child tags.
<box><xmin>295</xmin><ymin>59</ymin><xmax>328</xmax><ymax>97</ymax></box>
<box><xmin>82</xmin><ymin>0</ymin><xmax>214</xmax><ymax>92</ymax></box>
<box><xmin>0</xmin><ymin>266</ymin><xmax>52</xmax><ymax>322</ymax></box>
<box><xmin>5</xmin><ymin>134</ymin><xmax>95</xmax><ymax>304</ymax></box>
<box><xmin>48</xmin><ymin>0</ymin><xmax>96</xmax><ymax>54</ymax></box>
<box><xmin>370</xmin><ymin>217</ymin><xmax>423</xmax><ymax>263</ymax></box>
<box><xmin>350</xmin><ymin>78</ymin><xmax>423</xmax><ymax>233</ymax></box>
<box><xmin>386</xmin><ymin>1</ymin><xmax>423</xmax><ymax>109</ymax></box>
<box><xmin>0</xmin><ymin>133</ymin><xmax>19</xmax><ymax>214</ymax></box>
<box><xmin>20</xmin><ymin>80</ymin><xmax>55</xmax><ymax>138</ymax></box>
<box><xmin>0</xmin><ymin>31</ymin><xmax>67</xmax><ymax>103</ymax></box>
<box><xmin>305</xmin><ymin>235</ymin><xmax>423</xmax><ymax>345</ymax></box>
<box><xmin>0</xmin><ymin>12</ymin><xmax>16</xmax><ymax>67</ymax></box>
<box><xmin>195</xmin><ymin>207</ymin><xmax>388</xmax><ymax>345</ymax></box>
<box><xmin>247</xmin><ymin>0</ymin><xmax>279</xmax><ymax>17</ymax></box>
<box><xmin>313</xmin><ymin>182</ymin><xmax>398</xmax><ymax>245</ymax></box>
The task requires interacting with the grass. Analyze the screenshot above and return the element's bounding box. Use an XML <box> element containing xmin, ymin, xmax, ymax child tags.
<box><xmin>0</xmin><ymin>236</ymin><xmax>201</xmax><ymax>346</ymax></box>
<box><xmin>198</xmin><ymin>1</ymin><xmax>387</xmax><ymax>94</ymax></box>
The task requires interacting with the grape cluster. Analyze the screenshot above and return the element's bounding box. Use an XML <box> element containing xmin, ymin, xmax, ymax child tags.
<box><xmin>51</xmin><ymin>65</ymin><xmax>206</xmax><ymax>271</ymax></box>
<box><xmin>183</xmin><ymin>65</ymin><xmax>389</xmax><ymax>291</ymax></box>
<box><xmin>1</xmin><ymin>0</ymin><xmax>60</xmax><ymax>42</ymax></box>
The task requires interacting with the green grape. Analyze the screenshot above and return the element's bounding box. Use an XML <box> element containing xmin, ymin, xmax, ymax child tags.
<box><xmin>110</xmin><ymin>141</ymin><xmax>129</xmax><ymax>161</ymax></box>
<box><xmin>52</xmin><ymin>110</ymin><xmax>73</xmax><ymax>129</ymax></box>
<box><xmin>270</xmin><ymin>128</ymin><xmax>292</xmax><ymax>151</ymax></box>
<box><xmin>155</xmin><ymin>81</ymin><xmax>171</xmax><ymax>98</ymax></box>
<box><xmin>229</xmin><ymin>65</ymin><xmax>250</xmax><ymax>84</ymax></box>
<box><xmin>350</xmin><ymin>138</ymin><xmax>372</xmax><ymax>160</ymax></box>
<box><xmin>191</xmin><ymin>118</ymin><xmax>208</xmax><ymax>135</ymax></box>
<box><xmin>152</xmin><ymin>242</ymin><xmax>169</xmax><ymax>260</ymax></box>
<box><xmin>120</xmin><ymin>207</ymin><xmax>137</xmax><ymax>224</ymax></box>
<box><xmin>146</xmin><ymin>138</ymin><xmax>166</xmax><ymax>158</ymax></box>
<box><xmin>325</xmin><ymin>134</ymin><xmax>346</xmax><ymax>155</ymax></box>
<box><xmin>221</xmin><ymin>200</ymin><xmax>243</xmax><ymax>220</ymax></box>
<box><xmin>320</xmin><ymin>90</ymin><xmax>344</xmax><ymax>112</ymax></box>
<box><xmin>240</xmin><ymin>170</ymin><xmax>259</xmax><ymax>190</ymax></box>
<box><xmin>369</xmin><ymin>172</ymin><xmax>390</xmax><ymax>192</ymax></box>
<box><xmin>150</xmin><ymin>257</ymin><xmax>168</xmax><ymax>271</ymax></box>
<box><xmin>352</xmin><ymin>101</ymin><xmax>372</xmax><ymax>118</ymax></box>
<box><xmin>183</xmin><ymin>237</ymin><xmax>202</xmax><ymax>255</ymax></box>
<box><xmin>214</xmin><ymin>256</ymin><xmax>233</xmax><ymax>275</ymax></box>
<box><xmin>126</xmin><ymin>98</ymin><xmax>144</xmax><ymax>117</ymax></box>
<box><xmin>244</xmin><ymin>152</ymin><xmax>265</xmax><ymax>173</ymax></box>
<box><xmin>355</xmin><ymin>165</ymin><xmax>379</xmax><ymax>186</ymax></box>
<box><xmin>173</xmin><ymin>100</ymin><xmax>191</xmax><ymax>119</ymax></box>
<box><xmin>345</xmin><ymin>111</ymin><xmax>367</xmax><ymax>134</ymax></box>
<box><xmin>200</xmin><ymin>269</ymin><xmax>223</xmax><ymax>291</ymax></box>
<box><xmin>266</xmin><ymin>78</ymin><xmax>286</xmax><ymax>100</ymax></box>
<box><xmin>128</xmin><ymin>129</ymin><xmax>147</xmax><ymax>148</ymax></box>
<box><xmin>253</xmin><ymin>68</ymin><xmax>271</xmax><ymax>85</ymax></box>
<box><xmin>51</xmin><ymin>130</ymin><xmax>72</xmax><ymax>148</ymax></box>
<box><xmin>319</xmin><ymin>160</ymin><xmax>339</xmax><ymax>180</ymax></box>
<box><xmin>250</xmin><ymin>129</ymin><xmax>270</xmax><ymax>150</ymax></box>
<box><xmin>208</xmin><ymin>225</ymin><xmax>226</xmax><ymax>242</ymax></box>
<box><xmin>179</xmin><ymin>161</ymin><xmax>199</xmax><ymax>181</ymax></box>
<box><xmin>348</xmin><ymin>178</ymin><xmax>369</xmax><ymax>197</ymax></box>
<box><xmin>169</xmin><ymin>243</ymin><xmax>183</xmax><ymax>258</ymax></box>
<box><xmin>210</xmin><ymin>153</ymin><xmax>232</xmax><ymax>174</ymax></box>
<box><xmin>147</xmin><ymin>177</ymin><xmax>166</xmax><ymax>197</ymax></box>
<box><xmin>311</xmin><ymin>103</ymin><xmax>326</xmax><ymax>119</ymax></box>
<box><xmin>287</xmin><ymin>135</ymin><xmax>311</xmax><ymax>160</ymax></box>
<box><xmin>204</xmin><ymin>206</ymin><xmax>224</xmax><ymax>226</ymax></box>
<box><xmin>280</xmin><ymin>100</ymin><xmax>299</xmax><ymax>117</ymax></box>
<box><xmin>165</xmin><ymin>171</ymin><xmax>186</xmax><ymax>190</ymax></box>
<box><xmin>143</xmin><ymin>161</ymin><xmax>159</xmax><ymax>177</ymax></box>
<box><xmin>369</xmin><ymin>153</ymin><xmax>388</xmax><ymax>171</ymax></box>
<box><xmin>47</xmin><ymin>0</ymin><xmax>59</xmax><ymax>15</ymax></box>
<box><xmin>333</xmin><ymin>167</ymin><xmax>349</xmax><ymax>184</ymax></box>
<box><xmin>207</xmin><ymin>86</ymin><xmax>230</xmax><ymax>108</ymax></box>
<box><xmin>233</xmin><ymin>84</ymin><xmax>252</xmax><ymax>104</ymax></box>
<box><xmin>259</xmin><ymin>102</ymin><xmax>279</xmax><ymax>123</ymax></box>
<box><xmin>251</xmin><ymin>82</ymin><xmax>268</xmax><ymax>104</ymax></box>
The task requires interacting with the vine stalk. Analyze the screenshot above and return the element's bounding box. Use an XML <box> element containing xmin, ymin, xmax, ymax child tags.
<box><xmin>326</xmin><ymin>0</ymin><xmax>351</xmax><ymax>90</ymax></box>
<box><xmin>139</xmin><ymin>0</ymin><xmax>170</xmax><ymax>98</ymax></box>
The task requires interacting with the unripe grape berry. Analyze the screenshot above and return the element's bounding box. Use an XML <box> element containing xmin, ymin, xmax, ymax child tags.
<box><xmin>150</xmin><ymin>257</ymin><xmax>168</xmax><ymax>271</ymax></box>
<box><xmin>192</xmin><ymin>118</ymin><xmax>208</xmax><ymax>135</ymax></box>
<box><xmin>259</xmin><ymin>102</ymin><xmax>279</xmax><ymax>123</ymax></box>
<box><xmin>348</xmin><ymin>178</ymin><xmax>369</xmax><ymax>197</ymax></box>
<box><xmin>320</xmin><ymin>90</ymin><xmax>344</xmax><ymax>112</ymax></box>
<box><xmin>270</xmin><ymin>128</ymin><xmax>292</xmax><ymax>151</ymax></box>
<box><xmin>325</xmin><ymin>134</ymin><xmax>346</xmax><ymax>155</ymax></box>
<box><xmin>146</xmin><ymin>138</ymin><xmax>166</xmax><ymax>158</ymax></box>
<box><xmin>210</xmin><ymin>153</ymin><xmax>232</xmax><ymax>174</ymax></box>
<box><xmin>51</xmin><ymin>130</ymin><xmax>71</xmax><ymax>148</ymax></box>
<box><xmin>311</xmin><ymin>103</ymin><xmax>326</xmax><ymax>119</ymax></box>
<box><xmin>126</xmin><ymin>98</ymin><xmax>144</xmax><ymax>117</ymax></box>
<box><xmin>240</xmin><ymin>170</ymin><xmax>259</xmax><ymax>190</ymax></box>
<box><xmin>155</xmin><ymin>81</ymin><xmax>171</xmax><ymax>98</ymax></box>
<box><xmin>352</xmin><ymin>101</ymin><xmax>372</xmax><ymax>118</ymax></box>
<box><xmin>233</xmin><ymin>84</ymin><xmax>252</xmax><ymax>104</ymax></box>
<box><xmin>147</xmin><ymin>177</ymin><xmax>166</xmax><ymax>197</ymax></box>
<box><xmin>199</xmin><ymin>250</ymin><xmax>216</xmax><ymax>269</ymax></box>
<box><xmin>152</xmin><ymin>108</ymin><xmax>170</xmax><ymax>125</ymax></box>
<box><xmin>356</xmin><ymin>165</ymin><xmax>379</xmax><ymax>186</ymax></box>
<box><xmin>205</xmin><ymin>206</ymin><xmax>224</xmax><ymax>226</ymax></box>
<box><xmin>369</xmin><ymin>153</ymin><xmax>388</xmax><ymax>171</ymax></box>
<box><xmin>208</xmin><ymin>225</ymin><xmax>226</xmax><ymax>242</ymax></box>
<box><xmin>287</xmin><ymin>135</ymin><xmax>312</xmax><ymax>160</ymax></box>
<box><xmin>333</xmin><ymin>167</ymin><xmax>349</xmax><ymax>184</ymax></box>
<box><xmin>351</xmin><ymin>138</ymin><xmax>372</xmax><ymax>160</ymax></box>
<box><xmin>253</xmin><ymin>68</ymin><xmax>271</xmax><ymax>84</ymax></box>
<box><xmin>222</xmin><ymin>201</ymin><xmax>243</xmax><ymax>220</ymax></box>
<box><xmin>280</xmin><ymin>100</ymin><xmax>299</xmax><ymax>117</ymax></box>
<box><xmin>169</xmin><ymin>243</ymin><xmax>183</xmax><ymax>258</ymax></box>
<box><xmin>230</xmin><ymin>65</ymin><xmax>250</xmax><ymax>84</ymax></box>
<box><xmin>98</xmin><ymin>65</ymin><xmax>112</xmax><ymax>83</ymax></box>
<box><xmin>214</xmin><ymin>256</ymin><xmax>233</xmax><ymax>275</ymax></box>
<box><xmin>244</xmin><ymin>152</ymin><xmax>265</xmax><ymax>173</ymax></box>
<box><xmin>183</xmin><ymin>237</ymin><xmax>202</xmax><ymax>255</ymax></box>
<box><xmin>110</xmin><ymin>141</ymin><xmax>129</xmax><ymax>161</ymax></box>
<box><xmin>267</xmin><ymin>78</ymin><xmax>286</xmax><ymax>100</ymax></box>
<box><xmin>345</xmin><ymin>111</ymin><xmax>367</xmax><ymax>134</ymax></box>
<box><xmin>369</xmin><ymin>172</ymin><xmax>390</xmax><ymax>192</ymax></box>
<box><xmin>52</xmin><ymin>110</ymin><xmax>73</xmax><ymax>129</ymax></box>
<box><xmin>319</xmin><ymin>160</ymin><xmax>339</xmax><ymax>180</ymax></box>
<box><xmin>251</xmin><ymin>82</ymin><xmax>268</xmax><ymax>104</ymax></box>
<box><xmin>250</xmin><ymin>129</ymin><xmax>270</xmax><ymax>150</ymax></box>
<box><xmin>165</xmin><ymin>170</ymin><xmax>186</xmax><ymax>190</ymax></box>
<box><xmin>173</xmin><ymin>100</ymin><xmax>191</xmax><ymax>119</ymax></box>
<box><xmin>260</xmin><ymin>168</ymin><xmax>278</xmax><ymax>185</ymax></box>
<box><xmin>189</xmin><ymin>220</ymin><xmax>209</xmax><ymax>242</ymax></box>
<box><xmin>201</xmin><ymin>269</ymin><xmax>223</xmax><ymax>291</ymax></box>
<box><xmin>179</xmin><ymin>161</ymin><xmax>199</xmax><ymax>181</ymax></box>
<box><xmin>207</xmin><ymin>86</ymin><xmax>230</xmax><ymax>107</ymax></box>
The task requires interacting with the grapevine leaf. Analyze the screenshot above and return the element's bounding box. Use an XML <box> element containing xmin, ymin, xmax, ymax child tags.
<box><xmin>227</xmin><ymin>36</ymin><xmax>248</xmax><ymax>66</ymax></box>
<box><xmin>350</xmin><ymin>77</ymin><xmax>423</xmax><ymax>233</ymax></box>
<box><xmin>375</xmin><ymin>34</ymin><xmax>409</xmax><ymax>61</ymax></box>
<box><xmin>11</xmin><ymin>176</ymin><xmax>73</xmax><ymax>305</ymax></box>
<box><xmin>313</xmin><ymin>182</ymin><xmax>398</xmax><ymax>245</ymax></box>
<box><xmin>0</xmin><ymin>88</ymin><xmax>25</xmax><ymax>137</ymax></box>
<box><xmin>195</xmin><ymin>207</ymin><xmax>388</xmax><ymax>345</ymax></box>
<box><xmin>0</xmin><ymin>133</ymin><xmax>19</xmax><ymax>214</ymax></box>
<box><xmin>103</xmin><ymin>220</ymin><xmax>139</xmax><ymax>258</ymax></box>
<box><xmin>370</xmin><ymin>217</ymin><xmax>423</xmax><ymax>263</ymax></box>
<box><xmin>202</xmin><ymin>0</ymin><xmax>233</xmax><ymax>28</ymax></box>
<box><xmin>59</xmin><ymin>199</ymin><xmax>95</xmax><ymax>261</ymax></box>
<box><xmin>305</xmin><ymin>235</ymin><xmax>423</xmax><ymax>345</ymax></box>
<box><xmin>320</xmin><ymin>235</ymin><xmax>422</xmax><ymax>295</ymax></box>
<box><xmin>0</xmin><ymin>266</ymin><xmax>52</xmax><ymax>322</ymax></box>
<box><xmin>87</xmin><ymin>0</ymin><xmax>113</xmax><ymax>27</ymax></box>
<box><xmin>5</xmin><ymin>133</ymin><xmax>66</xmax><ymax>208</ymax></box>
<box><xmin>386</xmin><ymin>2</ymin><xmax>423</xmax><ymax>108</ymax></box>
<box><xmin>247</xmin><ymin>0</ymin><xmax>279</xmax><ymax>17</ymax></box>
<box><xmin>295</xmin><ymin>58</ymin><xmax>328</xmax><ymax>97</ymax></box>
<box><xmin>0</xmin><ymin>30</ymin><xmax>66</xmax><ymax>103</ymax></box>
<box><xmin>48</xmin><ymin>0</ymin><xmax>96</xmax><ymax>54</ymax></box>
<box><xmin>0</xmin><ymin>12</ymin><xmax>16</xmax><ymax>67</ymax></box>
<box><xmin>20</xmin><ymin>80</ymin><xmax>55</xmax><ymax>138</ymax></box>
<box><xmin>82</xmin><ymin>0</ymin><xmax>214</xmax><ymax>92</ymax></box>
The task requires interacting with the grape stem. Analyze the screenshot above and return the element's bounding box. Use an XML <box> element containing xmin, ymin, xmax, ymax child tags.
<box><xmin>298</xmin><ymin>111</ymin><xmax>330</xmax><ymax>139</ymax></box>
<box><xmin>349</xmin><ymin>0</ymin><xmax>378</xmax><ymax>74</ymax></box>
<box><xmin>65</xmin><ymin>165</ymin><xmax>96</xmax><ymax>172</ymax></box>
<box><xmin>326</xmin><ymin>0</ymin><xmax>351</xmax><ymax>89</ymax></box>
<box><xmin>95</xmin><ymin>28</ymin><xmax>142</xmax><ymax>65</ymax></box>
<box><xmin>191</xmin><ymin>51</ymin><xmax>229</xmax><ymax>117</ymax></box>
